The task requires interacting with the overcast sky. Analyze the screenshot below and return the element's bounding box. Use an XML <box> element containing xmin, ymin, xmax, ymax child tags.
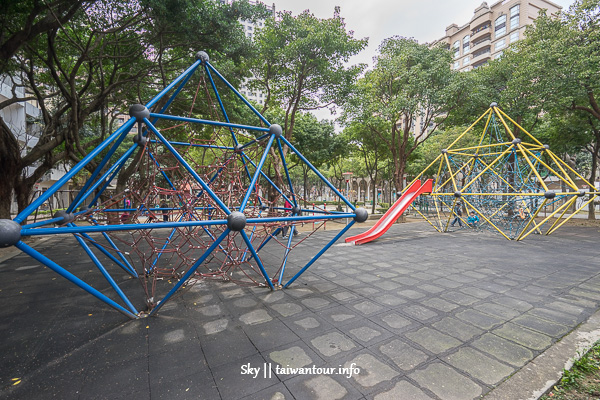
<box><xmin>271</xmin><ymin>0</ymin><xmax>575</xmax><ymax>68</ymax></box>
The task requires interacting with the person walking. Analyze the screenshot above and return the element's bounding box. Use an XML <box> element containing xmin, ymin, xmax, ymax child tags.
<box><xmin>160</xmin><ymin>200</ymin><xmax>169</xmax><ymax>222</ymax></box>
<box><xmin>450</xmin><ymin>202</ymin><xmax>463</xmax><ymax>227</ymax></box>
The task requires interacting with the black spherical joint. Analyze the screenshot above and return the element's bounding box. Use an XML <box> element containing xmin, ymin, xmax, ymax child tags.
<box><xmin>354</xmin><ymin>208</ymin><xmax>369</xmax><ymax>223</ymax></box>
<box><xmin>196</xmin><ymin>51</ymin><xmax>209</xmax><ymax>64</ymax></box>
<box><xmin>133</xmin><ymin>134</ymin><xmax>148</xmax><ymax>146</ymax></box>
<box><xmin>543</xmin><ymin>144</ymin><xmax>550</xmax><ymax>150</ymax></box>
<box><xmin>292</xmin><ymin>206</ymin><xmax>302</xmax><ymax>215</ymax></box>
<box><xmin>0</xmin><ymin>219</ymin><xmax>21</xmax><ymax>248</ymax></box>
<box><xmin>544</xmin><ymin>190</ymin><xmax>556</xmax><ymax>199</ymax></box>
<box><xmin>490</xmin><ymin>102</ymin><xmax>498</xmax><ymax>108</ymax></box>
<box><xmin>78</xmin><ymin>205</ymin><xmax>90</xmax><ymax>213</ymax></box>
<box><xmin>269</xmin><ymin>124</ymin><xmax>283</xmax><ymax>137</ymax></box>
<box><xmin>441</xmin><ymin>149</ymin><xmax>448</xmax><ymax>154</ymax></box>
<box><xmin>227</xmin><ymin>211</ymin><xmax>246</xmax><ymax>231</ymax></box>
<box><xmin>454</xmin><ymin>191</ymin><xmax>462</xmax><ymax>198</ymax></box>
<box><xmin>129</xmin><ymin>104</ymin><xmax>150</xmax><ymax>121</ymax></box>
<box><xmin>234</xmin><ymin>144</ymin><xmax>244</xmax><ymax>154</ymax></box>
<box><xmin>53</xmin><ymin>210</ymin><xmax>75</xmax><ymax>225</ymax></box>
<box><xmin>577</xmin><ymin>190</ymin><xmax>586</xmax><ymax>197</ymax></box>
<box><xmin>511</xmin><ymin>138</ymin><xmax>522</xmax><ymax>145</ymax></box>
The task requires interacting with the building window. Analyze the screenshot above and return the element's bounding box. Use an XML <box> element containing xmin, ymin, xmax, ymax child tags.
<box><xmin>463</xmin><ymin>35</ymin><xmax>470</xmax><ymax>53</ymax></box>
<box><xmin>496</xmin><ymin>51</ymin><xmax>504</xmax><ymax>59</ymax></box>
<box><xmin>463</xmin><ymin>56</ymin><xmax>470</xmax><ymax>65</ymax></box>
<box><xmin>453</xmin><ymin>41</ymin><xmax>460</xmax><ymax>58</ymax></box>
<box><xmin>510</xmin><ymin>31</ymin><xmax>519</xmax><ymax>43</ymax></box>
<box><xmin>495</xmin><ymin>15</ymin><xmax>506</xmax><ymax>37</ymax></box>
<box><xmin>510</xmin><ymin>4</ymin><xmax>520</xmax><ymax>17</ymax></box>
<box><xmin>510</xmin><ymin>5</ymin><xmax>520</xmax><ymax>30</ymax></box>
<box><xmin>454</xmin><ymin>61</ymin><xmax>460</xmax><ymax>69</ymax></box>
<box><xmin>496</xmin><ymin>39</ymin><xmax>505</xmax><ymax>51</ymax></box>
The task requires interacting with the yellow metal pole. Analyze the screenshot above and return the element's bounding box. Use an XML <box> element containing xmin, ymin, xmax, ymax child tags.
<box><xmin>462</xmin><ymin>146</ymin><xmax>515</xmax><ymax>192</ymax></box>
<box><xmin>547</xmin><ymin>195</ymin><xmax>598</xmax><ymax>235</ymax></box>
<box><xmin>443</xmin><ymin>152</ymin><xmax>459</xmax><ymax>193</ymax></box>
<box><xmin>496</xmin><ymin>108</ymin><xmax>544</xmax><ymax>146</ymax></box>
<box><xmin>515</xmin><ymin>198</ymin><xmax>548</xmax><ymax>240</ymax></box>
<box><xmin>546</xmin><ymin>196</ymin><xmax>577</xmax><ymax>234</ymax></box>
<box><xmin>520</xmin><ymin>146</ymin><xmax>579</xmax><ymax>191</ymax></box>
<box><xmin>446</xmin><ymin>109</ymin><xmax>493</xmax><ymax>150</ymax></box>
<box><xmin>492</xmin><ymin>107</ymin><xmax>517</xmax><ymax>141</ymax></box>
<box><xmin>414</xmin><ymin>207</ymin><xmax>443</xmax><ymax>233</ymax></box>
<box><xmin>518</xmin><ymin>198</ymin><xmax>573</xmax><ymax>240</ymax></box>
<box><xmin>515</xmin><ymin>143</ymin><xmax>549</xmax><ymax>191</ymax></box>
<box><xmin>462</xmin><ymin>197</ymin><xmax>511</xmax><ymax>240</ymax></box>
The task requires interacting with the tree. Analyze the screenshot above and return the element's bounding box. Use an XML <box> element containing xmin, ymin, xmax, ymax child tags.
<box><xmin>343</xmin><ymin>120</ymin><xmax>391</xmax><ymax>213</ymax></box>
<box><xmin>503</xmin><ymin>0</ymin><xmax>600</xmax><ymax>218</ymax></box>
<box><xmin>249</xmin><ymin>7</ymin><xmax>367</xmax><ymax>143</ymax></box>
<box><xmin>290</xmin><ymin>112</ymin><xmax>347</xmax><ymax>205</ymax></box>
<box><xmin>0</xmin><ymin>0</ymin><xmax>269</xmax><ymax>219</ymax></box>
<box><xmin>342</xmin><ymin>36</ymin><xmax>466</xmax><ymax>193</ymax></box>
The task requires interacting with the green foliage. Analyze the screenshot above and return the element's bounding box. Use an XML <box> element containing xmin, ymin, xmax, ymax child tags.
<box><xmin>342</xmin><ymin>36</ymin><xmax>463</xmax><ymax>191</ymax></box>
<box><xmin>250</xmin><ymin>7</ymin><xmax>367</xmax><ymax>139</ymax></box>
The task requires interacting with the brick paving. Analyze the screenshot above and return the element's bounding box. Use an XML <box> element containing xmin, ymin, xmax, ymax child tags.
<box><xmin>1</xmin><ymin>221</ymin><xmax>599</xmax><ymax>399</ymax></box>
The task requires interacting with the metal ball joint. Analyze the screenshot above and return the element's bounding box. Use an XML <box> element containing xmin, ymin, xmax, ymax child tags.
<box><xmin>354</xmin><ymin>208</ymin><xmax>368</xmax><ymax>223</ymax></box>
<box><xmin>226</xmin><ymin>211</ymin><xmax>246</xmax><ymax>231</ymax></box>
<box><xmin>269</xmin><ymin>124</ymin><xmax>283</xmax><ymax>137</ymax></box>
<box><xmin>0</xmin><ymin>219</ymin><xmax>21</xmax><ymax>248</ymax></box>
<box><xmin>196</xmin><ymin>51</ymin><xmax>209</xmax><ymax>64</ymax></box>
<box><xmin>129</xmin><ymin>104</ymin><xmax>150</xmax><ymax>121</ymax></box>
<box><xmin>53</xmin><ymin>210</ymin><xmax>75</xmax><ymax>225</ymax></box>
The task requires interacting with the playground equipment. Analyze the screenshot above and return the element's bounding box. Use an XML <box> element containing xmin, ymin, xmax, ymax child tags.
<box><xmin>0</xmin><ymin>52</ymin><xmax>368</xmax><ymax>319</ymax></box>
<box><xmin>411</xmin><ymin>103</ymin><xmax>599</xmax><ymax>240</ymax></box>
<box><xmin>346</xmin><ymin>179</ymin><xmax>432</xmax><ymax>245</ymax></box>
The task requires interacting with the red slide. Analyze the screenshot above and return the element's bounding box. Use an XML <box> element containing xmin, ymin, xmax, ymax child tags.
<box><xmin>345</xmin><ymin>179</ymin><xmax>433</xmax><ymax>245</ymax></box>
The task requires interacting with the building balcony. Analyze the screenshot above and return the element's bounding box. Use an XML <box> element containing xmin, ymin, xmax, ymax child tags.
<box><xmin>471</xmin><ymin>49</ymin><xmax>491</xmax><ymax>65</ymax></box>
<box><xmin>470</xmin><ymin>38</ymin><xmax>491</xmax><ymax>54</ymax></box>
<box><xmin>470</xmin><ymin>25</ymin><xmax>491</xmax><ymax>42</ymax></box>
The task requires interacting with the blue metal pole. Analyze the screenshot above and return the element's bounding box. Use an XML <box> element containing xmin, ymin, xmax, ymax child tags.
<box><xmin>69</xmin><ymin>223</ymin><xmax>138</xmax><ymax>314</ymax></box>
<box><xmin>15</xmin><ymin>241</ymin><xmax>138</xmax><ymax>319</ymax></box>
<box><xmin>80</xmin><ymin>229</ymin><xmax>137</xmax><ymax>277</ymax></box>
<box><xmin>143</xmin><ymin>118</ymin><xmax>231</xmax><ymax>214</ymax></box>
<box><xmin>241</xmin><ymin>152</ymin><xmax>293</xmax><ymax>206</ymax></box>
<box><xmin>280</xmin><ymin>136</ymin><xmax>356</xmax><ymax>211</ymax></box>
<box><xmin>149</xmin><ymin>228</ymin><xmax>230</xmax><ymax>316</ymax></box>
<box><xmin>149</xmin><ymin>140</ymin><xmax>233</xmax><ymax>150</ymax></box>
<box><xmin>284</xmin><ymin>221</ymin><xmax>356</xmax><ymax>288</ymax></box>
<box><xmin>277</xmin><ymin>226</ymin><xmax>295</xmax><ymax>286</ymax></box>
<box><xmin>206</xmin><ymin>63</ymin><xmax>270</xmax><ymax>127</ymax></box>
<box><xmin>276</xmin><ymin>137</ymin><xmax>298</xmax><ymax>206</ymax></box>
<box><xmin>240</xmin><ymin>230</ymin><xmax>275</xmax><ymax>290</ymax></box>
<box><xmin>15</xmin><ymin>119</ymin><xmax>136</xmax><ymax>224</ymax></box>
<box><xmin>67</xmin><ymin>120</ymin><xmax>135</xmax><ymax>214</ymax></box>
<box><xmin>203</xmin><ymin>64</ymin><xmax>238</xmax><ymax>145</ymax></box>
<box><xmin>82</xmin><ymin>144</ymin><xmax>139</xmax><ymax>209</ymax></box>
<box><xmin>148</xmin><ymin>113</ymin><xmax>270</xmax><ymax>134</ymax></box>
<box><xmin>145</xmin><ymin>60</ymin><xmax>202</xmax><ymax>108</ymax></box>
<box><xmin>239</xmin><ymin>134</ymin><xmax>275</xmax><ymax>211</ymax></box>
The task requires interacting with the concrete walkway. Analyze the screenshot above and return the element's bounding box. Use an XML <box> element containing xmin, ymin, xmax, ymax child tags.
<box><xmin>1</xmin><ymin>221</ymin><xmax>599</xmax><ymax>399</ymax></box>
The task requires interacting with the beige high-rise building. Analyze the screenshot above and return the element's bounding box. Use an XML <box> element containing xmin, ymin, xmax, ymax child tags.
<box><xmin>434</xmin><ymin>0</ymin><xmax>562</xmax><ymax>71</ymax></box>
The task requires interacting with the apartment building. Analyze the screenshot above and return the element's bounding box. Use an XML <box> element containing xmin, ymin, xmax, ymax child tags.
<box><xmin>434</xmin><ymin>0</ymin><xmax>562</xmax><ymax>71</ymax></box>
<box><xmin>238</xmin><ymin>1</ymin><xmax>276</xmax><ymax>106</ymax></box>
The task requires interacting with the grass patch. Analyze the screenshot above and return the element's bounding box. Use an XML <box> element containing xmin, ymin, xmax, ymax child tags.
<box><xmin>540</xmin><ymin>341</ymin><xmax>600</xmax><ymax>399</ymax></box>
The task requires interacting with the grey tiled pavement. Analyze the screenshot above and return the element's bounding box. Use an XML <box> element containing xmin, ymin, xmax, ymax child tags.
<box><xmin>1</xmin><ymin>221</ymin><xmax>599</xmax><ymax>399</ymax></box>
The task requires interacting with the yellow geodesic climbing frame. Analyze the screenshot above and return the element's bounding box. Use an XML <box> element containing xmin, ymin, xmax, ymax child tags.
<box><xmin>409</xmin><ymin>103</ymin><xmax>600</xmax><ymax>240</ymax></box>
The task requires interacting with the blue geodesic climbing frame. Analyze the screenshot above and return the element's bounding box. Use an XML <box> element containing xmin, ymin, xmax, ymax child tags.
<box><xmin>0</xmin><ymin>52</ymin><xmax>368</xmax><ymax>319</ymax></box>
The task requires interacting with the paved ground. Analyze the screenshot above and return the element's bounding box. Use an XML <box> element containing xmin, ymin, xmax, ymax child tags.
<box><xmin>1</xmin><ymin>221</ymin><xmax>600</xmax><ymax>399</ymax></box>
